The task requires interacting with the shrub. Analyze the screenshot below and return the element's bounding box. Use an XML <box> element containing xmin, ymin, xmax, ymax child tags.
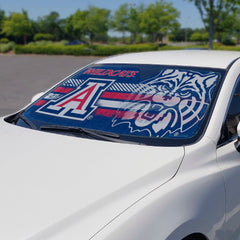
<box><xmin>213</xmin><ymin>44</ymin><xmax>240</xmax><ymax>51</ymax></box>
<box><xmin>92</xmin><ymin>44</ymin><xmax>158</xmax><ymax>56</ymax></box>
<box><xmin>28</xmin><ymin>41</ymin><xmax>54</xmax><ymax>46</ymax></box>
<box><xmin>221</xmin><ymin>38</ymin><xmax>236</xmax><ymax>46</ymax></box>
<box><xmin>189</xmin><ymin>32</ymin><xmax>209</xmax><ymax>42</ymax></box>
<box><xmin>14</xmin><ymin>43</ymin><xmax>158</xmax><ymax>56</ymax></box>
<box><xmin>0</xmin><ymin>42</ymin><xmax>15</xmax><ymax>53</ymax></box>
<box><xmin>14</xmin><ymin>44</ymin><xmax>91</xmax><ymax>55</ymax></box>
<box><xmin>0</xmin><ymin>38</ymin><xmax>9</xmax><ymax>44</ymax></box>
<box><xmin>159</xmin><ymin>45</ymin><xmax>185</xmax><ymax>50</ymax></box>
<box><xmin>59</xmin><ymin>40</ymin><xmax>68</xmax><ymax>45</ymax></box>
<box><xmin>34</xmin><ymin>33</ymin><xmax>54</xmax><ymax>41</ymax></box>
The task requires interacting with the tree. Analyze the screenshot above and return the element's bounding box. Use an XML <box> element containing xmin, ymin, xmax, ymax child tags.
<box><xmin>169</xmin><ymin>27</ymin><xmax>195</xmax><ymax>42</ymax></box>
<box><xmin>1</xmin><ymin>10</ymin><xmax>32</xmax><ymax>44</ymax></box>
<box><xmin>65</xmin><ymin>14</ymin><xmax>81</xmax><ymax>40</ymax></box>
<box><xmin>128</xmin><ymin>4</ymin><xmax>145</xmax><ymax>43</ymax></box>
<box><xmin>68</xmin><ymin>7</ymin><xmax>110</xmax><ymax>44</ymax></box>
<box><xmin>139</xmin><ymin>0</ymin><xmax>179</xmax><ymax>42</ymax></box>
<box><xmin>112</xmin><ymin>3</ymin><xmax>130</xmax><ymax>42</ymax></box>
<box><xmin>230</xmin><ymin>10</ymin><xmax>240</xmax><ymax>44</ymax></box>
<box><xmin>85</xmin><ymin>6</ymin><xmax>110</xmax><ymax>44</ymax></box>
<box><xmin>35</xmin><ymin>11</ymin><xmax>65</xmax><ymax>41</ymax></box>
<box><xmin>68</xmin><ymin>9</ymin><xmax>88</xmax><ymax>40</ymax></box>
<box><xmin>214</xmin><ymin>8</ymin><xmax>240</xmax><ymax>44</ymax></box>
<box><xmin>0</xmin><ymin>10</ymin><xmax>5</xmax><ymax>28</ymax></box>
<box><xmin>111</xmin><ymin>3</ymin><xmax>145</xmax><ymax>43</ymax></box>
<box><xmin>0</xmin><ymin>9</ymin><xmax>6</xmax><ymax>39</ymax></box>
<box><xmin>216</xmin><ymin>11</ymin><xmax>235</xmax><ymax>44</ymax></box>
<box><xmin>189</xmin><ymin>0</ymin><xmax>240</xmax><ymax>49</ymax></box>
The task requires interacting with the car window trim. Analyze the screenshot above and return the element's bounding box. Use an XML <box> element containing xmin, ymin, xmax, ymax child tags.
<box><xmin>217</xmin><ymin>74</ymin><xmax>240</xmax><ymax>148</ymax></box>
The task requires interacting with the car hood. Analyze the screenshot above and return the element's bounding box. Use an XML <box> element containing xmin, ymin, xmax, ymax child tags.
<box><xmin>0</xmin><ymin>118</ymin><xmax>184</xmax><ymax>240</ymax></box>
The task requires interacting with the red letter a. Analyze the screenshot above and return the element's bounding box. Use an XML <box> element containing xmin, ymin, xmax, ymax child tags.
<box><xmin>57</xmin><ymin>83</ymin><xmax>98</xmax><ymax>111</ymax></box>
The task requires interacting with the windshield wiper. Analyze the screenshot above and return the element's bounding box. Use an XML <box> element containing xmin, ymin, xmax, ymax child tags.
<box><xmin>6</xmin><ymin>110</ymin><xmax>37</xmax><ymax>129</ymax></box>
<box><xmin>40</xmin><ymin>125</ymin><xmax>123</xmax><ymax>143</ymax></box>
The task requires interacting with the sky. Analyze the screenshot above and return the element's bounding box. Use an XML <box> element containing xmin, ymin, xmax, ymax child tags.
<box><xmin>0</xmin><ymin>0</ymin><xmax>204</xmax><ymax>29</ymax></box>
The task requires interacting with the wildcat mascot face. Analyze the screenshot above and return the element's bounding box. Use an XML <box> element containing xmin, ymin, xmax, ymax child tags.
<box><xmin>112</xmin><ymin>69</ymin><xmax>219</xmax><ymax>138</ymax></box>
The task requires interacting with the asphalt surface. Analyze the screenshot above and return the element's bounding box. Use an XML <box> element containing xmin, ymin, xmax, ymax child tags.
<box><xmin>0</xmin><ymin>54</ymin><xmax>102</xmax><ymax>116</ymax></box>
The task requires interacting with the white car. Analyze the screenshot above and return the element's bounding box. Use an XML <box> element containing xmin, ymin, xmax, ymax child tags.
<box><xmin>1</xmin><ymin>50</ymin><xmax>240</xmax><ymax>240</ymax></box>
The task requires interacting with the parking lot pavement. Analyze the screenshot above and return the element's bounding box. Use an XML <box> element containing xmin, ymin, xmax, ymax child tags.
<box><xmin>0</xmin><ymin>55</ymin><xmax>102</xmax><ymax>116</ymax></box>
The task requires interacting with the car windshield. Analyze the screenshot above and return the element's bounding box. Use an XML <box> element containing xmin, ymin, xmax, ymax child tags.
<box><xmin>16</xmin><ymin>64</ymin><xmax>225</xmax><ymax>146</ymax></box>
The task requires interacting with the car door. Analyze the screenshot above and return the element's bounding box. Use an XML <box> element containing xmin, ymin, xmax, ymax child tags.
<box><xmin>217</xmin><ymin>79</ymin><xmax>240</xmax><ymax>240</ymax></box>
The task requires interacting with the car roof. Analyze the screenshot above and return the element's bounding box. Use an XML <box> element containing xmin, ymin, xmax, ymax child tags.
<box><xmin>97</xmin><ymin>50</ymin><xmax>240</xmax><ymax>69</ymax></box>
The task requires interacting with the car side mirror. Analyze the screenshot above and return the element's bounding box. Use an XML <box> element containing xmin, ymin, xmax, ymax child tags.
<box><xmin>31</xmin><ymin>92</ymin><xmax>44</xmax><ymax>103</ymax></box>
<box><xmin>235</xmin><ymin>122</ymin><xmax>240</xmax><ymax>152</ymax></box>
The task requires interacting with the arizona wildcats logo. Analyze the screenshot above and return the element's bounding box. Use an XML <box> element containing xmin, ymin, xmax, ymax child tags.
<box><xmin>37</xmin><ymin>78</ymin><xmax>114</xmax><ymax>120</ymax></box>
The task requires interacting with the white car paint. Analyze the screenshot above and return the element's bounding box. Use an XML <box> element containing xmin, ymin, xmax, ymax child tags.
<box><xmin>99</xmin><ymin>50</ymin><xmax>240</xmax><ymax>68</ymax></box>
<box><xmin>1</xmin><ymin>50</ymin><xmax>240</xmax><ymax>240</ymax></box>
<box><xmin>0</xmin><ymin>118</ymin><xmax>184</xmax><ymax>240</ymax></box>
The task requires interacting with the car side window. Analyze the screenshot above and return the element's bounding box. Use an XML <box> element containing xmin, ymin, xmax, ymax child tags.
<box><xmin>218</xmin><ymin>80</ymin><xmax>240</xmax><ymax>145</ymax></box>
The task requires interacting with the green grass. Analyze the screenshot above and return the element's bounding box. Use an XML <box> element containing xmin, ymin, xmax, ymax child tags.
<box><xmin>213</xmin><ymin>44</ymin><xmax>240</xmax><ymax>51</ymax></box>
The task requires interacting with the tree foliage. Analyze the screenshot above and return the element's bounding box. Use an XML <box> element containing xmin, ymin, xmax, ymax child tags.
<box><xmin>2</xmin><ymin>1</ymin><xmax>240</xmax><ymax>46</ymax></box>
<box><xmin>128</xmin><ymin>4</ymin><xmax>145</xmax><ymax>43</ymax></box>
<box><xmin>34</xmin><ymin>11</ymin><xmax>65</xmax><ymax>41</ymax></box>
<box><xmin>64</xmin><ymin>14</ymin><xmax>78</xmax><ymax>40</ymax></box>
<box><xmin>189</xmin><ymin>0</ymin><xmax>240</xmax><ymax>49</ymax></box>
<box><xmin>0</xmin><ymin>9</ymin><xmax>6</xmax><ymax>39</ymax></box>
<box><xmin>66</xmin><ymin>7</ymin><xmax>110</xmax><ymax>44</ymax></box>
<box><xmin>230</xmin><ymin>10</ymin><xmax>240</xmax><ymax>43</ymax></box>
<box><xmin>112</xmin><ymin>1</ymin><xmax>179</xmax><ymax>43</ymax></box>
<box><xmin>140</xmin><ymin>0</ymin><xmax>180</xmax><ymax>42</ymax></box>
<box><xmin>85</xmin><ymin>6</ymin><xmax>110</xmax><ymax>44</ymax></box>
<box><xmin>70</xmin><ymin>9</ymin><xmax>88</xmax><ymax>40</ymax></box>
<box><xmin>1</xmin><ymin>10</ymin><xmax>32</xmax><ymax>44</ymax></box>
<box><xmin>169</xmin><ymin>28</ymin><xmax>195</xmax><ymax>42</ymax></box>
<box><xmin>112</xmin><ymin>3</ymin><xmax>130</xmax><ymax>41</ymax></box>
<box><xmin>0</xmin><ymin>10</ymin><xmax>5</xmax><ymax>28</ymax></box>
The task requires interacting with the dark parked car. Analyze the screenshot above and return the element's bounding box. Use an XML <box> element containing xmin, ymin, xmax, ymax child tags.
<box><xmin>65</xmin><ymin>40</ymin><xmax>88</xmax><ymax>46</ymax></box>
